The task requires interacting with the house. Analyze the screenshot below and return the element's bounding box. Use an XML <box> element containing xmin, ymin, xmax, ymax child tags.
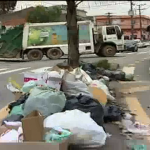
<box><xmin>0</xmin><ymin>7</ymin><xmax>34</xmax><ymax>28</ymax></box>
<box><xmin>94</xmin><ymin>15</ymin><xmax>150</xmax><ymax>40</ymax></box>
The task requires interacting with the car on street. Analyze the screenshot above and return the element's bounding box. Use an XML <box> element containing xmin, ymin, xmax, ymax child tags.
<box><xmin>143</xmin><ymin>41</ymin><xmax>150</xmax><ymax>47</ymax></box>
<box><xmin>134</xmin><ymin>39</ymin><xmax>146</xmax><ymax>48</ymax></box>
<box><xmin>124</xmin><ymin>40</ymin><xmax>138</xmax><ymax>52</ymax></box>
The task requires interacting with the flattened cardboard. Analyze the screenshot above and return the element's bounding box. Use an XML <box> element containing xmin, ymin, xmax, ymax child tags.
<box><xmin>0</xmin><ymin>140</ymin><xmax>68</xmax><ymax>150</ymax></box>
<box><xmin>88</xmin><ymin>86</ymin><xmax>107</xmax><ymax>105</ymax></box>
<box><xmin>22</xmin><ymin>111</ymin><xmax>44</xmax><ymax>142</ymax></box>
<box><xmin>13</xmin><ymin>92</ymin><xmax>23</xmax><ymax>101</ymax></box>
<box><xmin>0</xmin><ymin>106</ymin><xmax>9</xmax><ymax>121</ymax></box>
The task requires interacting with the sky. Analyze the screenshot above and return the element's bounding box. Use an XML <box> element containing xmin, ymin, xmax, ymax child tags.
<box><xmin>15</xmin><ymin>1</ymin><xmax>150</xmax><ymax>16</ymax></box>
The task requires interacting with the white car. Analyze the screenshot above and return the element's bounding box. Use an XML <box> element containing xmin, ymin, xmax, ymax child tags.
<box><xmin>143</xmin><ymin>41</ymin><xmax>150</xmax><ymax>47</ymax></box>
<box><xmin>134</xmin><ymin>39</ymin><xmax>146</xmax><ymax>48</ymax></box>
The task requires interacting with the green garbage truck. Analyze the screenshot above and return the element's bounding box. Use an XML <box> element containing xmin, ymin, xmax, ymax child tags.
<box><xmin>0</xmin><ymin>20</ymin><xmax>124</xmax><ymax>61</ymax></box>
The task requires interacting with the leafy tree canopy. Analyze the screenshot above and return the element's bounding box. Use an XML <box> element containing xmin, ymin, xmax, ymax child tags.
<box><xmin>27</xmin><ymin>5</ymin><xmax>62</xmax><ymax>23</ymax></box>
<box><xmin>0</xmin><ymin>1</ymin><xmax>17</xmax><ymax>15</ymax></box>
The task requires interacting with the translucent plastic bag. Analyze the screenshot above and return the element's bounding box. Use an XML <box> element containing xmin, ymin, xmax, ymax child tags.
<box><xmin>62</xmin><ymin>80</ymin><xmax>93</xmax><ymax>97</ymax></box>
<box><xmin>23</xmin><ymin>86</ymin><xmax>66</xmax><ymax>117</ymax></box>
<box><xmin>44</xmin><ymin>110</ymin><xmax>107</xmax><ymax>146</ymax></box>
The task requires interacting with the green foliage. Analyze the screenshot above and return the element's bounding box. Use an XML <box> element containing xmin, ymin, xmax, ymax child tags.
<box><xmin>95</xmin><ymin>59</ymin><xmax>110</xmax><ymax>69</ymax></box>
<box><xmin>0</xmin><ymin>1</ymin><xmax>17</xmax><ymax>15</ymax></box>
<box><xmin>27</xmin><ymin>6</ymin><xmax>62</xmax><ymax>23</ymax></box>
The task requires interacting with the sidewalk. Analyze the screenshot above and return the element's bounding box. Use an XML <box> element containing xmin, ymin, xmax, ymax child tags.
<box><xmin>112</xmin><ymin>80</ymin><xmax>150</xmax><ymax>149</ymax></box>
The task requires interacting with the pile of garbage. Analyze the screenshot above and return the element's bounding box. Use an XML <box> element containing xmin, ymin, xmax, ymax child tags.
<box><xmin>0</xmin><ymin>61</ymin><xmax>134</xmax><ymax>149</ymax></box>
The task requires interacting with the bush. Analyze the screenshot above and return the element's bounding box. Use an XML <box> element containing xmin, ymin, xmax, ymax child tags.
<box><xmin>95</xmin><ymin>59</ymin><xmax>110</xmax><ymax>69</ymax></box>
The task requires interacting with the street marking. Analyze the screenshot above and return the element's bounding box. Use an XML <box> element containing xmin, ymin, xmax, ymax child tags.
<box><xmin>125</xmin><ymin>96</ymin><xmax>150</xmax><ymax>124</ymax></box>
<box><xmin>135</xmin><ymin>61</ymin><xmax>140</xmax><ymax>63</ymax></box>
<box><xmin>138</xmin><ymin>52</ymin><xmax>148</xmax><ymax>54</ymax></box>
<box><xmin>127</xmin><ymin>53</ymin><xmax>134</xmax><ymax>55</ymax></box>
<box><xmin>0</xmin><ymin>68</ymin><xmax>8</xmax><ymax>71</ymax></box>
<box><xmin>121</xmin><ymin>86</ymin><xmax>150</xmax><ymax>94</ymax></box>
<box><xmin>128</xmin><ymin>64</ymin><xmax>135</xmax><ymax>67</ymax></box>
<box><xmin>0</xmin><ymin>67</ymin><xmax>31</xmax><ymax>75</ymax></box>
<box><xmin>20</xmin><ymin>67</ymin><xmax>52</xmax><ymax>74</ymax></box>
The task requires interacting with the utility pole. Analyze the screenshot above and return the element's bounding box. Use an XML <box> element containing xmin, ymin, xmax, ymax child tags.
<box><xmin>105</xmin><ymin>12</ymin><xmax>113</xmax><ymax>25</ymax></box>
<box><xmin>130</xmin><ymin>1</ymin><xmax>134</xmax><ymax>39</ymax></box>
<box><xmin>137</xmin><ymin>4</ymin><xmax>146</xmax><ymax>40</ymax></box>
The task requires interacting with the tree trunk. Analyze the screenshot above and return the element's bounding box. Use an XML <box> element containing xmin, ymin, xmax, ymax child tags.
<box><xmin>66</xmin><ymin>1</ymin><xmax>79</xmax><ymax>68</ymax></box>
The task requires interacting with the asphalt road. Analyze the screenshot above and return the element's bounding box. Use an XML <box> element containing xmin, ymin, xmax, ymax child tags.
<box><xmin>0</xmin><ymin>47</ymin><xmax>149</xmax><ymax>110</ymax></box>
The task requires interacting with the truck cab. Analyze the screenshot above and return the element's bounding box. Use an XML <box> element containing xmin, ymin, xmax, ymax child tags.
<box><xmin>94</xmin><ymin>25</ymin><xmax>124</xmax><ymax>57</ymax></box>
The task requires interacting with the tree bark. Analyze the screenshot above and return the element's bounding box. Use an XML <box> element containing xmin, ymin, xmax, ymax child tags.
<box><xmin>66</xmin><ymin>0</ymin><xmax>79</xmax><ymax>68</ymax></box>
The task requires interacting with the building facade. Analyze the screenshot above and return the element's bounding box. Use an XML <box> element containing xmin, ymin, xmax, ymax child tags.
<box><xmin>95</xmin><ymin>15</ymin><xmax>150</xmax><ymax>40</ymax></box>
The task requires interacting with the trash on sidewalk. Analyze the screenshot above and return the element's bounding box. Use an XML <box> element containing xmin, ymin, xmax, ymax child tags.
<box><xmin>23</xmin><ymin>86</ymin><xmax>66</xmax><ymax>117</ymax></box>
<box><xmin>64</xmin><ymin>94</ymin><xmax>104</xmax><ymax>126</ymax></box>
<box><xmin>104</xmin><ymin>105</ymin><xmax>123</xmax><ymax>123</ymax></box>
<box><xmin>0</xmin><ymin>61</ymin><xmax>131</xmax><ymax>149</ymax></box>
<box><xmin>44</xmin><ymin>109</ymin><xmax>107</xmax><ymax>146</ymax></box>
<box><xmin>44</xmin><ymin>127</ymin><xmax>72</xmax><ymax>143</ymax></box>
<box><xmin>122</xmin><ymin>113</ymin><xmax>150</xmax><ymax>136</ymax></box>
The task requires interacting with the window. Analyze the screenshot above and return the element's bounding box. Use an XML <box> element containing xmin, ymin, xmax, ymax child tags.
<box><xmin>124</xmin><ymin>36</ymin><xmax>129</xmax><ymax>40</ymax></box>
<box><xmin>106</xmin><ymin>27</ymin><xmax>116</xmax><ymax>35</ymax></box>
<box><xmin>130</xmin><ymin>35</ymin><xmax>137</xmax><ymax>39</ymax></box>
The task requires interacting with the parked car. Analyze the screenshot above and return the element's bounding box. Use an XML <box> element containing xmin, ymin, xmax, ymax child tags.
<box><xmin>124</xmin><ymin>40</ymin><xmax>138</xmax><ymax>52</ymax></box>
<box><xmin>134</xmin><ymin>39</ymin><xmax>146</xmax><ymax>48</ymax></box>
<box><xmin>143</xmin><ymin>41</ymin><xmax>150</xmax><ymax>47</ymax></box>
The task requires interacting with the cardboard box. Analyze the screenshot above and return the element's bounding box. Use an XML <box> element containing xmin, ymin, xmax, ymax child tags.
<box><xmin>22</xmin><ymin>111</ymin><xmax>44</xmax><ymax>142</ymax></box>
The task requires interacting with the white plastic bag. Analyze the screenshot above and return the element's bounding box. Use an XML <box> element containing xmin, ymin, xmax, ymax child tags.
<box><xmin>0</xmin><ymin>130</ymin><xmax>19</xmax><ymax>143</ymax></box>
<box><xmin>44</xmin><ymin>109</ymin><xmax>107</xmax><ymax>146</ymax></box>
<box><xmin>62</xmin><ymin>80</ymin><xmax>93</xmax><ymax>97</ymax></box>
<box><xmin>74</xmin><ymin>68</ymin><xmax>93</xmax><ymax>85</ymax></box>
<box><xmin>43</xmin><ymin>71</ymin><xmax>63</xmax><ymax>90</ymax></box>
<box><xmin>90</xmin><ymin>80</ymin><xmax>115</xmax><ymax>101</ymax></box>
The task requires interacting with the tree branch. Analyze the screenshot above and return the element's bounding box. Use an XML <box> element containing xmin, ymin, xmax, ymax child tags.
<box><xmin>75</xmin><ymin>1</ymin><xmax>83</xmax><ymax>7</ymax></box>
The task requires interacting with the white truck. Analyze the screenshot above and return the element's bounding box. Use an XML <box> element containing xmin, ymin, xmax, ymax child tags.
<box><xmin>0</xmin><ymin>20</ymin><xmax>124</xmax><ymax>60</ymax></box>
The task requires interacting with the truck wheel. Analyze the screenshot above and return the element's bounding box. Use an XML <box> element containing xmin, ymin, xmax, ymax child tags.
<box><xmin>46</xmin><ymin>48</ymin><xmax>63</xmax><ymax>59</ymax></box>
<box><xmin>27</xmin><ymin>49</ymin><xmax>43</xmax><ymax>61</ymax></box>
<box><xmin>102</xmin><ymin>45</ymin><xmax>116</xmax><ymax>57</ymax></box>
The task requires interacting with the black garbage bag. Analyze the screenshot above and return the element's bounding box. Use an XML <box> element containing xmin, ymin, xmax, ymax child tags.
<box><xmin>64</xmin><ymin>94</ymin><xmax>104</xmax><ymax>127</ymax></box>
<box><xmin>1</xmin><ymin>114</ymin><xmax>24</xmax><ymax>125</ymax></box>
<box><xmin>101</xmin><ymin>70</ymin><xmax>125</xmax><ymax>81</ymax></box>
<box><xmin>112</xmin><ymin>71</ymin><xmax>125</xmax><ymax>81</ymax></box>
<box><xmin>104</xmin><ymin>105</ymin><xmax>123</xmax><ymax>123</ymax></box>
<box><xmin>81</xmin><ymin>63</ymin><xmax>97</xmax><ymax>74</ymax></box>
<box><xmin>8</xmin><ymin>93</ymin><xmax>29</xmax><ymax>113</ymax></box>
<box><xmin>81</xmin><ymin>63</ymin><xmax>98</xmax><ymax>80</ymax></box>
